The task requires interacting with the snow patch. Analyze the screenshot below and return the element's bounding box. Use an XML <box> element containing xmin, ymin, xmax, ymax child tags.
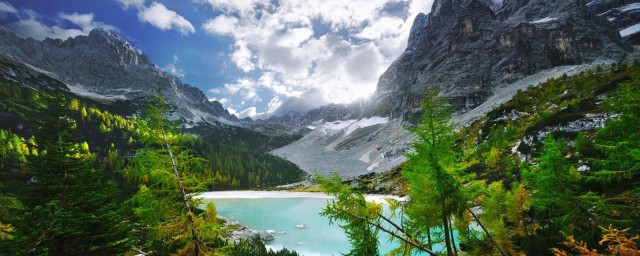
<box><xmin>618</xmin><ymin>3</ymin><xmax>640</xmax><ymax>12</ymax></box>
<box><xmin>532</xmin><ymin>17</ymin><xmax>557</xmax><ymax>24</ymax></box>
<box><xmin>312</xmin><ymin>116</ymin><xmax>388</xmax><ymax>137</ymax></box>
<box><xmin>317</xmin><ymin>119</ymin><xmax>357</xmax><ymax>135</ymax></box>
<box><xmin>620</xmin><ymin>23</ymin><xmax>640</xmax><ymax>37</ymax></box>
<box><xmin>67</xmin><ymin>84</ymin><xmax>127</xmax><ymax>101</ymax></box>
<box><xmin>344</xmin><ymin>117</ymin><xmax>389</xmax><ymax>137</ymax></box>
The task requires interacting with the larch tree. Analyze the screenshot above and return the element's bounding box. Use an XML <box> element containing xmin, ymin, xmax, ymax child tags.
<box><xmin>125</xmin><ymin>91</ymin><xmax>226</xmax><ymax>255</ymax></box>
<box><xmin>403</xmin><ymin>88</ymin><xmax>471</xmax><ymax>256</ymax></box>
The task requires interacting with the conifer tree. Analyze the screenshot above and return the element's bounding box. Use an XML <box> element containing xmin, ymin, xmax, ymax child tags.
<box><xmin>125</xmin><ymin>91</ymin><xmax>226</xmax><ymax>255</ymax></box>
<box><xmin>10</xmin><ymin>94</ymin><xmax>132</xmax><ymax>255</ymax></box>
<box><xmin>403</xmin><ymin>88</ymin><xmax>470</xmax><ymax>256</ymax></box>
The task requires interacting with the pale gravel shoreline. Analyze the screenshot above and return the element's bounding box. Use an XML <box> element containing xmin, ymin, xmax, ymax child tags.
<box><xmin>196</xmin><ymin>191</ymin><xmax>406</xmax><ymax>203</ymax></box>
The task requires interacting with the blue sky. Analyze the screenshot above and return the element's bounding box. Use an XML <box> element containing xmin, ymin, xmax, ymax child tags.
<box><xmin>0</xmin><ymin>0</ymin><xmax>434</xmax><ymax>119</ymax></box>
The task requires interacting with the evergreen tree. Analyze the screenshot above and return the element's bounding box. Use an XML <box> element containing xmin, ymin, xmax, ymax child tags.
<box><xmin>10</xmin><ymin>95</ymin><xmax>132</xmax><ymax>255</ymax></box>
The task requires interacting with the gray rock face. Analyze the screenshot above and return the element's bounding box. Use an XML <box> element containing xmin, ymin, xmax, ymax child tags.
<box><xmin>0</xmin><ymin>27</ymin><xmax>238</xmax><ymax>126</ymax></box>
<box><xmin>365</xmin><ymin>0</ymin><xmax>630</xmax><ymax>119</ymax></box>
<box><xmin>588</xmin><ymin>0</ymin><xmax>640</xmax><ymax>44</ymax></box>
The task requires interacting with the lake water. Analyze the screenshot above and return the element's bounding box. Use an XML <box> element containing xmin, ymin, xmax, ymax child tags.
<box><xmin>198</xmin><ymin>191</ymin><xmax>436</xmax><ymax>256</ymax></box>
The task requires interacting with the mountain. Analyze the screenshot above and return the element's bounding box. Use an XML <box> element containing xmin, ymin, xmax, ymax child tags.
<box><xmin>588</xmin><ymin>0</ymin><xmax>640</xmax><ymax>44</ymax></box>
<box><xmin>272</xmin><ymin>0</ymin><xmax>636</xmax><ymax>178</ymax></box>
<box><xmin>364</xmin><ymin>0</ymin><xmax>630</xmax><ymax>119</ymax></box>
<box><xmin>0</xmin><ymin>27</ymin><xmax>238</xmax><ymax>127</ymax></box>
<box><xmin>0</xmin><ymin>0</ymin><xmax>636</xmax><ymax>178</ymax></box>
<box><xmin>0</xmin><ymin>27</ymin><xmax>307</xmax><ymax>149</ymax></box>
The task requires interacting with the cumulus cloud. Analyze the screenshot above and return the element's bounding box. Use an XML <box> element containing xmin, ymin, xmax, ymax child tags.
<box><xmin>200</xmin><ymin>0</ymin><xmax>434</xmax><ymax>119</ymax></box>
<box><xmin>138</xmin><ymin>2</ymin><xmax>195</xmax><ymax>35</ymax></box>
<box><xmin>210</xmin><ymin>78</ymin><xmax>262</xmax><ymax>103</ymax></box>
<box><xmin>0</xmin><ymin>2</ymin><xmax>117</xmax><ymax>40</ymax></box>
<box><xmin>236</xmin><ymin>107</ymin><xmax>257</xmax><ymax>119</ymax></box>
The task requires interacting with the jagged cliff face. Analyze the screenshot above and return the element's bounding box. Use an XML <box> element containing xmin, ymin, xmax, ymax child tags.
<box><xmin>0</xmin><ymin>28</ymin><xmax>238</xmax><ymax>126</ymax></box>
<box><xmin>366</xmin><ymin>0</ymin><xmax>630</xmax><ymax>119</ymax></box>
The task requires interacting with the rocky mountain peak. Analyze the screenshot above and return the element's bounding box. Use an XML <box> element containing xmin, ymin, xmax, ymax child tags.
<box><xmin>365</xmin><ymin>0</ymin><xmax>630</xmax><ymax>119</ymax></box>
<box><xmin>49</xmin><ymin>28</ymin><xmax>152</xmax><ymax>66</ymax></box>
<box><xmin>0</xmin><ymin>28</ymin><xmax>242</xmax><ymax>127</ymax></box>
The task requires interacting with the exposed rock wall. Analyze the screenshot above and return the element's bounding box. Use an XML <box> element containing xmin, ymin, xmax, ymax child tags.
<box><xmin>365</xmin><ymin>0</ymin><xmax>630</xmax><ymax>119</ymax></box>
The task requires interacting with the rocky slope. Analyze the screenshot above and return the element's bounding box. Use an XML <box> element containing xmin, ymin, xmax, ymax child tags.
<box><xmin>273</xmin><ymin>0</ymin><xmax>635</xmax><ymax>178</ymax></box>
<box><xmin>0</xmin><ymin>27</ymin><xmax>238</xmax><ymax>127</ymax></box>
<box><xmin>588</xmin><ymin>0</ymin><xmax>640</xmax><ymax>44</ymax></box>
<box><xmin>364</xmin><ymin>0</ymin><xmax>630</xmax><ymax>119</ymax></box>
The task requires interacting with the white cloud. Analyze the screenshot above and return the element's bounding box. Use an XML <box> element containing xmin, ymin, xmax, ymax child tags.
<box><xmin>202</xmin><ymin>14</ymin><xmax>238</xmax><ymax>35</ymax></box>
<box><xmin>0</xmin><ymin>1</ymin><xmax>17</xmax><ymax>13</ymax></box>
<box><xmin>162</xmin><ymin>63</ymin><xmax>185</xmax><ymax>77</ymax></box>
<box><xmin>59</xmin><ymin>12</ymin><xmax>117</xmax><ymax>34</ymax></box>
<box><xmin>138</xmin><ymin>2</ymin><xmax>195</xmax><ymax>35</ymax></box>
<box><xmin>230</xmin><ymin>40</ymin><xmax>255</xmax><ymax>72</ymax></box>
<box><xmin>195</xmin><ymin>0</ymin><xmax>269</xmax><ymax>16</ymax></box>
<box><xmin>236</xmin><ymin>106</ymin><xmax>258</xmax><ymax>119</ymax></box>
<box><xmin>1</xmin><ymin>5</ymin><xmax>117</xmax><ymax>40</ymax></box>
<box><xmin>201</xmin><ymin>0</ymin><xmax>434</xmax><ymax>118</ymax></box>
<box><xmin>211</xmin><ymin>78</ymin><xmax>262</xmax><ymax>102</ymax></box>
<box><xmin>117</xmin><ymin>0</ymin><xmax>146</xmax><ymax>10</ymax></box>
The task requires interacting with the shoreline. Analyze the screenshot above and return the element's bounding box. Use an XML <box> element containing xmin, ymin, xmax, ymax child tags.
<box><xmin>196</xmin><ymin>190</ymin><xmax>407</xmax><ymax>203</ymax></box>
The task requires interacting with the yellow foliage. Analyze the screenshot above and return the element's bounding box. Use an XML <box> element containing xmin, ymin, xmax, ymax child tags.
<box><xmin>552</xmin><ymin>225</ymin><xmax>640</xmax><ymax>256</ymax></box>
<box><xmin>0</xmin><ymin>222</ymin><xmax>14</xmax><ymax>239</ymax></box>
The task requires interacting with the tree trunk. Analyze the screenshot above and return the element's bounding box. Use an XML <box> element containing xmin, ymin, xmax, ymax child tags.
<box><xmin>162</xmin><ymin>131</ymin><xmax>200</xmax><ymax>243</ymax></box>
<box><xmin>449</xmin><ymin>218</ymin><xmax>458</xmax><ymax>256</ymax></box>
<box><xmin>442</xmin><ymin>212</ymin><xmax>453</xmax><ymax>256</ymax></box>
<box><xmin>427</xmin><ymin>226</ymin><xmax>432</xmax><ymax>251</ymax></box>
<box><xmin>468</xmin><ymin>208</ymin><xmax>508</xmax><ymax>256</ymax></box>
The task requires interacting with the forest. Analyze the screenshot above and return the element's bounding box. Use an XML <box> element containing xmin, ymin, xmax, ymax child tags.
<box><xmin>0</xmin><ymin>81</ymin><xmax>302</xmax><ymax>255</ymax></box>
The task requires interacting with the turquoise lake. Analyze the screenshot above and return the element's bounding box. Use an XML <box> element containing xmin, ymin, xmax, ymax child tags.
<box><xmin>199</xmin><ymin>191</ymin><xmax>439</xmax><ymax>256</ymax></box>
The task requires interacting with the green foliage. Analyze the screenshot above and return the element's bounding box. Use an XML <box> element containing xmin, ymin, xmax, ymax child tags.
<box><xmin>403</xmin><ymin>88</ymin><xmax>482</xmax><ymax>255</ymax></box>
<box><xmin>232</xmin><ymin>237</ymin><xmax>300</xmax><ymax>256</ymax></box>
<box><xmin>187</xmin><ymin>138</ymin><xmax>304</xmax><ymax>190</ymax></box>
<box><xmin>1</xmin><ymin>95</ymin><xmax>132</xmax><ymax>255</ymax></box>
<box><xmin>0</xmin><ymin>81</ymin><xmax>305</xmax><ymax>255</ymax></box>
<box><xmin>456</xmin><ymin>63</ymin><xmax>640</xmax><ymax>253</ymax></box>
<box><xmin>125</xmin><ymin>92</ymin><xmax>227</xmax><ymax>255</ymax></box>
<box><xmin>318</xmin><ymin>174</ymin><xmax>381</xmax><ymax>256</ymax></box>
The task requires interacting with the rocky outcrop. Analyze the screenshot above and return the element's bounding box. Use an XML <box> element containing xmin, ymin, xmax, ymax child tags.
<box><xmin>365</xmin><ymin>0</ymin><xmax>630</xmax><ymax>119</ymax></box>
<box><xmin>588</xmin><ymin>0</ymin><xmax>640</xmax><ymax>44</ymax></box>
<box><xmin>0</xmin><ymin>27</ymin><xmax>239</xmax><ymax>126</ymax></box>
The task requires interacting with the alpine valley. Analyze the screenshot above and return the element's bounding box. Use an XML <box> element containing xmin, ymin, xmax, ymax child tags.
<box><xmin>1</xmin><ymin>0</ymin><xmax>639</xmax><ymax>255</ymax></box>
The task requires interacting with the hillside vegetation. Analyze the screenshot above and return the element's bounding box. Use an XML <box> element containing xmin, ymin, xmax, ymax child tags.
<box><xmin>327</xmin><ymin>60</ymin><xmax>640</xmax><ymax>255</ymax></box>
<box><xmin>0</xmin><ymin>80</ymin><xmax>303</xmax><ymax>255</ymax></box>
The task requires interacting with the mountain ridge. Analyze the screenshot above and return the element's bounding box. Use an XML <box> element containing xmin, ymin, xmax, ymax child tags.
<box><xmin>0</xmin><ymin>27</ymin><xmax>239</xmax><ymax>127</ymax></box>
